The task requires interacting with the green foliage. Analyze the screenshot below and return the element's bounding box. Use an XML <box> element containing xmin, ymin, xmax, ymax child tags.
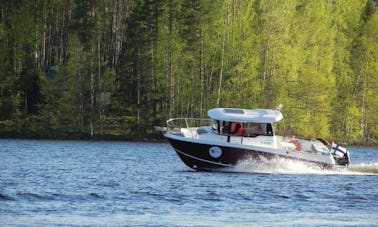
<box><xmin>0</xmin><ymin>0</ymin><xmax>377</xmax><ymax>144</ymax></box>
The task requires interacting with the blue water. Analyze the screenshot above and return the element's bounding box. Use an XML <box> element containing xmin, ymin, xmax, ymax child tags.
<box><xmin>0</xmin><ymin>139</ymin><xmax>377</xmax><ymax>226</ymax></box>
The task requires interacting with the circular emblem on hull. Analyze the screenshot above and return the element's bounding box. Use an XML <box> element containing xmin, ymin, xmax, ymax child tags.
<box><xmin>209</xmin><ymin>146</ymin><xmax>222</xmax><ymax>158</ymax></box>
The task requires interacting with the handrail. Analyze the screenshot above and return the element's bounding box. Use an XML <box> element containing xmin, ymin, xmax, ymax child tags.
<box><xmin>165</xmin><ymin>118</ymin><xmax>253</xmax><ymax>144</ymax></box>
<box><xmin>166</xmin><ymin>118</ymin><xmax>212</xmax><ymax>130</ymax></box>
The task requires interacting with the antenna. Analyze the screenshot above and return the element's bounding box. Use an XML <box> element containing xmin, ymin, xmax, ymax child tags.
<box><xmin>276</xmin><ymin>104</ymin><xmax>283</xmax><ymax>112</ymax></box>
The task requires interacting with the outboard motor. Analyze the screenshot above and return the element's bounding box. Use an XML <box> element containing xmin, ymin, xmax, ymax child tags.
<box><xmin>331</xmin><ymin>143</ymin><xmax>350</xmax><ymax>166</ymax></box>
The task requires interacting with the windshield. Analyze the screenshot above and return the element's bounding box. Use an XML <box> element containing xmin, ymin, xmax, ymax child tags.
<box><xmin>212</xmin><ymin>121</ymin><xmax>274</xmax><ymax>137</ymax></box>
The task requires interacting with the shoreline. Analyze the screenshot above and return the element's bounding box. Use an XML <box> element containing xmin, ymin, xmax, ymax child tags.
<box><xmin>0</xmin><ymin>134</ymin><xmax>376</xmax><ymax>146</ymax></box>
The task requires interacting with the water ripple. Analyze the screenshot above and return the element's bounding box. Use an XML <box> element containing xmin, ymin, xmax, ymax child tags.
<box><xmin>0</xmin><ymin>140</ymin><xmax>377</xmax><ymax>226</ymax></box>
<box><xmin>0</xmin><ymin>193</ymin><xmax>14</xmax><ymax>201</ymax></box>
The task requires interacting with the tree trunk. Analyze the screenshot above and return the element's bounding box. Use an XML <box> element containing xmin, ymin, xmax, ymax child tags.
<box><xmin>90</xmin><ymin>69</ymin><xmax>94</xmax><ymax>138</ymax></box>
<box><xmin>98</xmin><ymin>37</ymin><xmax>103</xmax><ymax>135</ymax></box>
<box><xmin>79</xmin><ymin>72</ymin><xmax>84</xmax><ymax>133</ymax></box>
<box><xmin>169</xmin><ymin>0</ymin><xmax>174</xmax><ymax>115</ymax></box>
<box><xmin>199</xmin><ymin>29</ymin><xmax>204</xmax><ymax>116</ymax></box>
<box><xmin>217</xmin><ymin>38</ymin><xmax>225</xmax><ymax>107</ymax></box>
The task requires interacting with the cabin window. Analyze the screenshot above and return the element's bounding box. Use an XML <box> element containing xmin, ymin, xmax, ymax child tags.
<box><xmin>242</xmin><ymin>123</ymin><xmax>273</xmax><ymax>137</ymax></box>
<box><xmin>212</xmin><ymin>121</ymin><xmax>273</xmax><ymax>137</ymax></box>
<box><xmin>212</xmin><ymin>121</ymin><xmax>238</xmax><ymax>135</ymax></box>
<box><xmin>212</xmin><ymin>120</ymin><xmax>222</xmax><ymax>134</ymax></box>
<box><xmin>212</xmin><ymin>120</ymin><xmax>224</xmax><ymax>134</ymax></box>
<box><xmin>222</xmin><ymin>121</ymin><xmax>230</xmax><ymax>134</ymax></box>
<box><xmin>230</xmin><ymin>122</ymin><xmax>243</xmax><ymax>136</ymax></box>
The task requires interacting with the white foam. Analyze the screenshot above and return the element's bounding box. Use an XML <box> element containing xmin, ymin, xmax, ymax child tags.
<box><xmin>232</xmin><ymin>156</ymin><xmax>378</xmax><ymax>175</ymax></box>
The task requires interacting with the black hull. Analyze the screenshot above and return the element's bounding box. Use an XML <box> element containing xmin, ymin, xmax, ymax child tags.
<box><xmin>168</xmin><ymin>137</ymin><xmax>333</xmax><ymax>171</ymax></box>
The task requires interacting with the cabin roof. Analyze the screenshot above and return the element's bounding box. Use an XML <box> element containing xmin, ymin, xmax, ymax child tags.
<box><xmin>207</xmin><ymin>108</ymin><xmax>283</xmax><ymax>123</ymax></box>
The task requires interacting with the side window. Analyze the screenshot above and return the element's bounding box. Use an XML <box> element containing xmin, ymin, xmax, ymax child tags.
<box><xmin>222</xmin><ymin>121</ymin><xmax>229</xmax><ymax>134</ymax></box>
<box><xmin>212</xmin><ymin>120</ymin><xmax>218</xmax><ymax>131</ymax></box>
<box><xmin>230</xmin><ymin>122</ymin><xmax>243</xmax><ymax>136</ymax></box>
<box><xmin>243</xmin><ymin>123</ymin><xmax>272</xmax><ymax>137</ymax></box>
<box><xmin>255</xmin><ymin>123</ymin><xmax>266</xmax><ymax>135</ymax></box>
<box><xmin>266</xmin><ymin>123</ymin><xmax>273</xmax><ymax>136</ymax></box>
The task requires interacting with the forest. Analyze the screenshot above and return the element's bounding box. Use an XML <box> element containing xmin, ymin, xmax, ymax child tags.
<box><xmin>0</xmin><ymin>0</ymin><xmax>377</xmax><ymax>144</ymax></box>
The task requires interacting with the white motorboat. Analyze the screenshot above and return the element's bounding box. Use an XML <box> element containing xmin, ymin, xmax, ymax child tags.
<box><xmin>156</xmin><ymin>105</ymin><xmax>350</xmax><ymax>171</ymax></box>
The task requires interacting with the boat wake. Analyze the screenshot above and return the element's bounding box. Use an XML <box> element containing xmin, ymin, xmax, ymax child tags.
<box><xmin>232</xmin><ymin>156</ymin><xmax>378</xmax><ymax>175</ymax></box>
<box><xmin>348</xmin><ymin>163</ymin><xmax>378</xmax><ymax>175</ymax></box>
<box><xmin>234</xmin><ymin>156</ymin><xmax>324</xmax><ymax>174</ymax></box>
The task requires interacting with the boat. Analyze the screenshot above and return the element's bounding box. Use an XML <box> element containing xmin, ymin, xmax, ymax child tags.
<box><xmin>155</xmin><ymin>105</ymin><xmax>350</xmax><ymax>171</ymax></box>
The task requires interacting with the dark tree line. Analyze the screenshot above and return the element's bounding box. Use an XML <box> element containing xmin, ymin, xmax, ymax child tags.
<box><xmin>0</xmin><ymin>0</ymin><xmax>377</xmax><ymax>144</ymax></box>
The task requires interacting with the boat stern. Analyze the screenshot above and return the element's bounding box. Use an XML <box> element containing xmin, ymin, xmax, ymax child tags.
<box><xmin>331</xmin><ymin>143</ymin><xmax>350</xmax><ymax>166</ymax></box>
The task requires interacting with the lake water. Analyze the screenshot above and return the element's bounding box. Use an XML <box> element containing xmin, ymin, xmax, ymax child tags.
<box><xmin>0</xmin><ymin>139</ymin><xmax>377</xmax><ymax>226</ymax></box>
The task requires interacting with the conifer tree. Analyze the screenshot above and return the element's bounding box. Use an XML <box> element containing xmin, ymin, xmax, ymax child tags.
<box><xmin>0</xmin><ymin>0</ymin><xmax>377</xmax><ymax>142</ymax></box>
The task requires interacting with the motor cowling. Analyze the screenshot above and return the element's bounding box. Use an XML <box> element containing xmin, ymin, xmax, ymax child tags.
<box><xmin>331</xmin><ymin>143</ymin><xmax>350</xmax><ymax>166</ymax></box>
